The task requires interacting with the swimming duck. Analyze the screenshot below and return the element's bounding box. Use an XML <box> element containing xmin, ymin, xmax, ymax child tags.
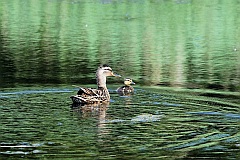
<box><xmin>117</xmin><ymin>78</ymin><xmax>135</xmax><ymax>94</ymax></box>
<box><xmin>70</xmin><ymin>64</ymin><xmax>121</xmax><ymax>104</ymax></box>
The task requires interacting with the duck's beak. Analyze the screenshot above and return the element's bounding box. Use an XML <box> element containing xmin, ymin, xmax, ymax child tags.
<box><xmin>131</xmin><ymin>81</ymin><xmax>135</xmax><ymax>85</ymax></box>
<box><xmin>112</xmin><ymin>72</ymin><xmax>121</xmax><ymax>77</ymax></box>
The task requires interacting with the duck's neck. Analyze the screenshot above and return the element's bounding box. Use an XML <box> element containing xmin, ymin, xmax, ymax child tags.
<box><xmin>96</xmin><ymin>69</ymin><xmax>111</xmax><ymax>100</ymax></box>
<box><xmin>96</xmin><ymin>75</ymin><xmax>107</xmax><ymax>88</ymax></box>
<box><xmin>97</xmin><ymin>78</ymin><xmax>110</xmax><ymax>101</ymax></box>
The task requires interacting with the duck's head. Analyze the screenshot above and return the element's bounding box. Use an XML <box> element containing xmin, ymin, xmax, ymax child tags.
<box><xmin>97</xmin><ymin>64</ymin><xmax>121</xmax><ymax>77</ymax></box>
<box><xmin>124</xmin><ymin>78</ymin><xmax>135</xmax><ymax>86</ymax></box>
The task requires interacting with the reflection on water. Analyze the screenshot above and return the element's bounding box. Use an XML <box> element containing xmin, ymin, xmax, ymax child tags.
<box><xmin>0</xmin><ymin>0</ymin><xmax>239</xmax><ymax>91</ymax></box>
<box><xmin>0</xmin><ymin>86</ymin><xmax>239</xmax><ymax>159</ymax></box>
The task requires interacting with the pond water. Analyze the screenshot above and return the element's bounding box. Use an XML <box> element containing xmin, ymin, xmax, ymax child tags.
<box><xmin>0</xmin><ymin>0</ymin><xmax>240</xmax><ymax>159</ymax></box>
<box><xmin>0</xmin><ymin>85</ymin><xmax>239</xmax><ymax>159</ymax></box>
<box><xmin>0</xmin><ymin>0</ymin><xmax>239</xmax><ymax>90</ymax></box>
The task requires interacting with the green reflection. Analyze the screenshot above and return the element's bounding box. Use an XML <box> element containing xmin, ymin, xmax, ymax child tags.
<box><xmin>0</xmin><ymin>0</ymin><xmax>239</xmax><ymax>91</ymax></box>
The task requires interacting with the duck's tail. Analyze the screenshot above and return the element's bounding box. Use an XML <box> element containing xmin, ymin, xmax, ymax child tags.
<box><xmin>70</xmin><ymin>95</ymin><xmax>87</xmax><ymax>104</ymax></box>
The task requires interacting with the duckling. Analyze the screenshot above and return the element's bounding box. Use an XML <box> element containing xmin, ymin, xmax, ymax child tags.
<box><xmin>117</xmin><ymin>78</ymin><xmax>135</xmax><ymax>94</ymax></box>
<box><xmin>70</xmin><ymin>64</ymin><xmax>121</xmax><ymax>104</ymax></box>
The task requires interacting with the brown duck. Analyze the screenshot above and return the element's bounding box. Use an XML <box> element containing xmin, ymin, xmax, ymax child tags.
<box><xmin>70</xmin><ymin>64</ymin><xmax>121</xmax><ymax>104</ymax></box>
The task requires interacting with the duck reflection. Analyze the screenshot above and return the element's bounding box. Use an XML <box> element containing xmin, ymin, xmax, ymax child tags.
<box><xmin>71</xmin><ymin>102</ymin><xmax>109</xmax><ymax>121</ymax></box>
<box><xmin>70</xmin><ymin>102</ymin><xmax>110</xmax><ymax>143</ymax></box>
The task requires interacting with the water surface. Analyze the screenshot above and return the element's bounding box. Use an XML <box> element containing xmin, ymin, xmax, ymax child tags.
<box><xmin>0</xmin><ymin>0</ymin><xmax>239</xmax><ymax>91</ymax></box>
<box><xmin>0</xmin><ymin>85</ymin><xmax>239</xmax><ymax>159</ymax></box>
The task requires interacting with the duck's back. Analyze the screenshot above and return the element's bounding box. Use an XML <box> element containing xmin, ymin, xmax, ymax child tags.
<box><xmin>71</xmin><ymin>87</ymin><xmax>110</xmax><ymax>104</ymax></box>
<box><xmin>117</xmin><ymin>85</ymin><xmax>134</xmax><ymax>93</ymax></box>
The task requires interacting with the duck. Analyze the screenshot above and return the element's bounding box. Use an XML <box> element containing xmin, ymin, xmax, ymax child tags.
<box><xmin>70</xmin><ymin>64</ymin><xmax>121</xmax><ymax>104</ymax></box>
<box><xmin>117</xmin><ymin>78</ymin><xmax>135</xmax><ymax>94</ymax></box>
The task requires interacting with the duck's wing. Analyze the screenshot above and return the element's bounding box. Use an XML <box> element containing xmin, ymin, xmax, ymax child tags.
<box><xmin>77</xmin><ymin>87</ymin><xmax>99</xmax><ymax>96</ymax></box>
<box><xmin>70</xmin><ymin>95</ymin><xmax>101</xmax><ymax>104</ymax></box>
<box><xmin>71</xmin><ymin>87</ymin><xmax>103</xmax><ymax>104</ymax></box>
<box><xmin>116</xmin><ymin>86</ymin><xmax>124</xmax><ymax>92</ymax></box>
<box><xmin>117</xmin><ymin>86</ymin><xmax>134</xmax><ymax>93</ymax></box>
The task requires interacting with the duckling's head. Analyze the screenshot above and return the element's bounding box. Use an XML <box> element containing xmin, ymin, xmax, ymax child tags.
<box><xmin>97</xmin><ymin>64</ymin><xmax>121</xmax><ymax>77</ymax></box>
<box><xmin>124</xmin><ymin>78</ymin><xmax>135</xmax><ymax>86</ymax></box>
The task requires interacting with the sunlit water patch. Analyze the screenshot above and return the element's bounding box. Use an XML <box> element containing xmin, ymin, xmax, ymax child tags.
<box><xmin>103</xmin><ymin>113</ymin><xmax>163</xmax><ymax>124</ymax></box>
<box><xmin>0</xmin><ymin>86</ymin><xmax>239</xmax><ymax>159</ymax></box>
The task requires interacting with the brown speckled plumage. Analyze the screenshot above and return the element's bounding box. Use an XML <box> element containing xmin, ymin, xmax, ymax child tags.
<box><xmin>70</xmin><ymin>64</ymin><xmax>120</xmax><ymax>104</ymax></box>
<box><xmin>117</xmin><ymin>78</ymin><xmax>135</xmax><ymax>94</ymax></box>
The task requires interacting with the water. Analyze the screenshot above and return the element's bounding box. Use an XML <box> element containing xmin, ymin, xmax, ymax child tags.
<box><xmin>0</xmin><ymin>0</ymin><xmax>239</xmax><ymax>90</ymax></box>
<box><xmin>0</xmin><ymin>0</ymin><xmax>240</xmax><ymax>159</ymax></box>
<box><xmin>0</xmin><ymin>86</ymin><xmax>239</xmax><ymax>159</ymax></box>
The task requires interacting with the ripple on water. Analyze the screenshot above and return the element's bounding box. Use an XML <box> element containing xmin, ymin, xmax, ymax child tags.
<box><xmin>105</xmin><ymin>114</ymin><xmax>163</xmax><ymax>124</ymax></box>
<box><xmin>0</xmin><ymin>86</ymin><xmax>239</xmax><ymax>159</ymax></box>
<box><xmin>187</xmin><ymin>112</ymin><xmax>240</xmax><ymax>119</ymax></box>
<box><xmin>0</xmin><ymin>142</ymin><xmax>61</xmax><ymax>155</ymax></box>
<box><xmin>0</xmin><ymin>89</ymin><xmax>73</xmax><ymax>95</ymax></box>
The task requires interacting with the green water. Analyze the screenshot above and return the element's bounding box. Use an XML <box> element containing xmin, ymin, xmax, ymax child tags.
<box><xmin>0</xmin><ymin>0</ymin><xmax>240</xmax><ymax>159</ymax></box>
<box><xmin>0</xmin><ymin>85</ymin><xmax>239</xmax><ymax>159</ymax></box>
<box><xmin>0</xmin><ymin>0</ymin><xmax>239</xmax><ymax>91</ymax></box>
